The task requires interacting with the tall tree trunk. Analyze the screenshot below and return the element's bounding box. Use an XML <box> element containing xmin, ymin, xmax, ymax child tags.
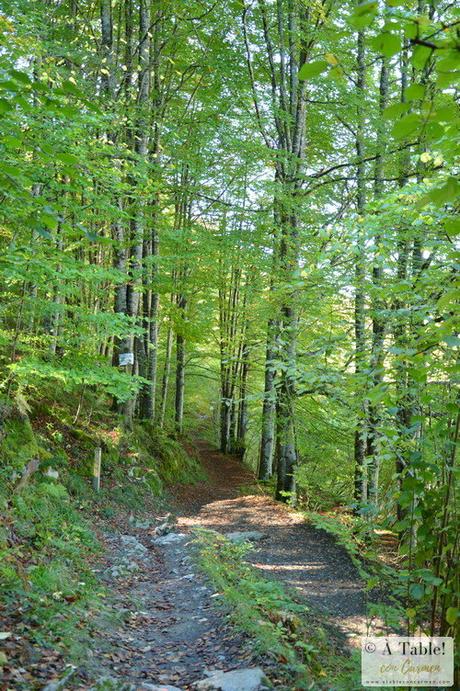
<box><xmin>139</xmin><ymin>8</ymin><xmax>162</xmax><ymax>419</ymax></box>
<box><xmin>255</xmin><ymin>0</ymin><xmax>312</xmax><ymax>503</ymax></box>
<box><xmin>274</xmin><ymin>207</ymin><xmax>299</xmax><ymax>502</ymax></box>
<box><xmin>124</xmin><ymin>0</ymin><xmax>151</xmax><ymax>425</ymax></box>
<box><xmin>366</xmin><ymin>51</ymin><xmax>389</xmax><ymax>509</ymax></box>
<box><xmin>394</xmin><ymin>38</ymin><xmax>411</xmax><ymax>521</ymax></box>
<box><xmin>258</xmin><ymin>318</ymin><xmax>277</xmax><ymax>479</ymax></box>
<box><xmin>236</xmin><ymin>338</ymin><xmax>250</xmax><ymax>457</ymax></box>
<box><xmin>158</xmin><ymin>310</ymin><xmax>174</xmax><ymax>429</ymax></box>
<box><xmin>353</xmin><ymin>25</ymin><xmax>367</xmax><ymax>508</ymax></box>
<box><xmin>175</xmin><ymin>327</ymin><xmax>185</xmax><ymax>434</ymax></box>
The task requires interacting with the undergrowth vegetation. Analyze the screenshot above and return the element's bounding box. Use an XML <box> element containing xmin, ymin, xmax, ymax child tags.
<box><xmin>0</xmin><ymin>389</ymin><xmax>202</xmax><ymax>674</ymax></box>
<box><xmin>0</xmin><ymin>479</ymin><xmax>101</xmax><ymax>662</ymax></box>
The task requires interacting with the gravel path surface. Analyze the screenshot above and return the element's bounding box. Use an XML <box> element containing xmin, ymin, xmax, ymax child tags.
<box><xmin>69</xmin><ymin>437</ymin><xmax>375</xmax><ymax>689</ymax></box>
<box><xmin>172</xmin><ymin>439</ymin><xmax>373</xmax><ymax>642</ymax></box>
<box><xmin>75</xmin><ymin>524</ymin><xmax>260</xmax><ymax>690</ymax></box>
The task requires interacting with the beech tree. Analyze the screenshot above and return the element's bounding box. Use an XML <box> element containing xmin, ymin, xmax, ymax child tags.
<box><xmin>1</xmin><ymin>0</ymin><xmax>458</xmax><ymax>641</ymax></box>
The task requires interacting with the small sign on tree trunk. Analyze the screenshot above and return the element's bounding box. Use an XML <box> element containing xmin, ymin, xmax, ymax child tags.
<box><xmin>119</xmin><ymin>352</ymin><xmax>134</xmax><ymax>366</ymax></box>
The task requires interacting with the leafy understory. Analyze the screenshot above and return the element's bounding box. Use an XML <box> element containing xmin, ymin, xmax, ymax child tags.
<box><xmin>0</xmin><ymin>393</ymin><xmax>202</xmax><ymax>686</ymax></box>
<box><xmin>194</xmin><ymin>529</ymin><xmax>359</xmax><ymax>690</ymax></box>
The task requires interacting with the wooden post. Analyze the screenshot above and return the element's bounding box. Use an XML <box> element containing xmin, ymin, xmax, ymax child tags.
<box><xmin>93</xmin><ymin>446</ymin><xmax>101</xmax><ymax>492</ymax></box>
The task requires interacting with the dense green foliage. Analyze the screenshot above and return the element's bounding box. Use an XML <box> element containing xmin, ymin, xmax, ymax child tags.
<box><xmin>0</xmin><ymin>0</ymin><xmax>459</xmax><ymax>667</ymax></box>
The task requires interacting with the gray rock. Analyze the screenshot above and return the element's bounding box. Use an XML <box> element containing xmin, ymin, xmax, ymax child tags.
<box><xmin>132</xmin><ymin>518</ymin><xmax>152</xmax><ymax>529</ymax></box>
<box><xmin>138</xmin><ymin>685</ymin><xmax>183</xmax><ymax>691</ymax></box>
<box><xmin>194</xmin><ymin>668</ymin><xmax>267</xmax><ymax>691</ymax></box>
<box><xmin>224</xmin><ymin>531</ymin><xmax>267</xmax><ymax>544</ymax></box>
<box><xmin>154</xmin><ymin>512</ymin><xmax>176</xmax><ymax>536</ymax></box>
<box><xmin>154</xmin><ymin>521</ymin><xmax>175</xmax><ymax>536</ymax></box>
<box><xmin>120</xmin><ymin>535</ymin><xmax>148</xmax><ymax>555</ymax></box>
<box><xmin>154</xmin><ymin>532</ymin><xmax>188</xmax><ymax>545</ymax></box>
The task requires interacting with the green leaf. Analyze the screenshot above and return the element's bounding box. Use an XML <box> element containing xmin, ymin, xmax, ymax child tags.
<box><xmin>371</xmin><ymin>32</ymin><xmax>401</xmax><ymax>58</ymax></box>
<box><xmin>349</xmin><ymin>1</ymin><xmax>378</xmax><ymax>29</ymax></box>
<box><xmin>383</xmin><ymin>102</ymin><xmax>410</xmax><ymax>121</ymax></box>
<box><xmin>0</xmin><ymin>98</ymin><xmax>12</xmax><ymax>115</ymax></box>
<box><xmin>442</xmin><ymin>335</ymin><xmax>460</xmax><ymax>348</ymax></box>
<box><xmin>2</xmin><ymin>135</ymin><xmax>22</xmax><ymax>148</ymax></box>
<box><xmin>391</xmin><ymin>113</ymin><xmax>420</xmax><ymax>140</ymax></box>
<box><xmin>411</xmin><ymin>45</ymin><xmax>432</xmax><ymax>69</ymax></box>
<box><xmin>1</xmin><ymin>163</ymin><xmax>22</xmax><ymax>178</ymax></box>
<box><xmin>446</xmin><ymin>607</ymin><xmax>459</xmax><ymax>626</ymax></box>
<box><xmin>436</xmin><ymin>55</ymin><xmax>460</xmax><ymax>73</ymax></box>
<box><xmin>41</xmin><ymin>212</ymin><xmax>59</xmax><ymax>231</ymax></box>
<box><xmin>418</xmin><ymin>571</ymin><xmax>443</xmax><ymax>586</ymax></box>
<box><xmin>436</xmin><ymin>290</ymin><xmax>460</xmax><ymax>310</ymax></box>
<box><xmin>427</xmin><ymin>177</ymin><xmax>460</xmax><ymax>205</ymax></box>
<box><xmin>298</xmin><ymin>60</ymin><xmax>328</xmax><ymax>80</ymax></box>
<box><xmin>444</xmin><ymin>218</ymin><xmax>460</xmax><ymax>236</ymax></box>
<box><xmin>409</xmin><ymin>583</ymin><xmax>424</xmax><ymax>600</ymax></box>
<box><xmin>437</xmin><ymin>70</ymin><xmax>460</xmax><ymax>88</ymax></box>
<box><xmin>10</xmin><ymin>69</ymin><xmax>31</xmax><ymax>85</ymax></box>
<box><xmin>354</xmin><ymin>1</ymin><xmax>378</xmax><ymax>16</ymax></box>
<box><xmin>404</xmin><ymin>23</ymin><xmax>418</xmax><ymax>40</ymax></box>
<box><xmin>405</xmin><ymin>84</ymin><xmax>425</xmax><ymax>101</ymax></box>
<box><xmin>56</xmin><ymin>152</ymin><xmax>79</xmax><ymax>166</ymax></box>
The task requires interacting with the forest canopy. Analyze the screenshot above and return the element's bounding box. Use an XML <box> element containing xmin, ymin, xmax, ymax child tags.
<box><xmin>0</xmin><ymin>0</ymin><xmax>459</xmax><ymax>651</ymax></box>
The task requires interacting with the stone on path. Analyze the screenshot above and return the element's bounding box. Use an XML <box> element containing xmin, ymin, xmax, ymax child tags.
<box><xmin>120</xmin><ymin>535</ymin><xmax>149</xmax><ymax>555</ymax></box>
<box><xmin>194</xmin><ymin>668</ymin><xmax>267</xmax><ymax>691</ymax></box>
<box><xmin>224</xmin><ymin>531</ymin><xmax>267</xmax><ymax>544</ymax></box>
<box><xmin>154</xmin><ymin>512</ymin><xmax>176</xmax><ymax>536</ymax></box>
<box><xmin>154</xmin><ymin>532</ymin><xmax>188</xmax><ymax>545</ymax></box>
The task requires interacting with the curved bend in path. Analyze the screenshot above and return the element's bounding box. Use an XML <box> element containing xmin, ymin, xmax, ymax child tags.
<box><xmin>172</xmin><ymin>439</ymin><xmax>372</xmax><ymax>643</ymax></box>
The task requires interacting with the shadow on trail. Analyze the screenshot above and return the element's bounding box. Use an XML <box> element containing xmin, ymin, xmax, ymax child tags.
<box><xmin>170</xmin><ymin>438</ymin><xmax>375</xmax><ymax>641</ymax></box>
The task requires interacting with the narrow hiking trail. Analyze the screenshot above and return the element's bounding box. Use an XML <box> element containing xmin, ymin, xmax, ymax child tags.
<box><xmin>172</xmin><ymin>440</ymin><xmax>371</xmax><ymax>641</ymax></box>
<box><xmin>69</xmin><ymin>439</ymin><xmax>374</xmax><ymax>691</ymax></box>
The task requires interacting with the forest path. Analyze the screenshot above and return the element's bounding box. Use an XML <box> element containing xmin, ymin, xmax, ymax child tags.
<box><xmin>171</xmin><ymin>438</ymin><xmax>371</xmax><ymax>643</ymax></box>
<box><xmin>71</xmin><ymin>439</ymin><xmax>372</xmax><ymax>690</ymax></box>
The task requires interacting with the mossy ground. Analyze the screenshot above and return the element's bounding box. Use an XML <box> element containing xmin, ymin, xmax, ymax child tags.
<box><xmin>0</xmin><ymin>388</ymin><xmax>203</xmax><ymax>683</ymax></box>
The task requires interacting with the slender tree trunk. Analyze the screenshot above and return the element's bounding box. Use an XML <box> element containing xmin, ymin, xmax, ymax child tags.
<box><xmin>274</xmin><ymin>206</ymin><xmax>299</xmax><ymax>501</ymax></box>
<box><xmin>158</xmin><ymin>315</ymin><xmax>174</xmax><ymax>429</ymax></box>
<box><xmin>258</xmin><ymin>318</ymin><xmax>277</xmax><ymax>479</ymax></box>
<box><xmin>175</xmin><ymin>328</ymin><xmax>185</xmax><ymax>434</ymax></box>
<box><xmin>366</xmin><ymin>51</ymin><xmax>389</xmax><ymax>509</ymax></box>
<box><xmin>236</xmin><ymin>339</ymin><xmax>250</xmax><ymax>457</ymax></box>
<box><xmin>393</xmin><ymin>37</ymin><xmax>411</xmax><ymax>520</ymax></box>
<box><xmin>139</xmin><ymin>8</ymin><xmax>162</xmax><ymax>420</ymax></box>
<box><xmin>49</xmin><ymin>221</ymin><xmax>64</xmax><ymax>355</ymax></box>
<box><xmin>353</xmin><ymin>25</ymin><xmax>368</xmax><ymax>508</ymax></box>
<box><xmin>124</xmin><ymin>0</ymin><xmax>151</xmax><ymax>425</ymax></box>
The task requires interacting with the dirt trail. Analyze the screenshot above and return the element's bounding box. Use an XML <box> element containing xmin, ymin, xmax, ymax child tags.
<box><xmin>172</xmin><ymin>439</ymin><xmax>371</xmax><ymax>641</ymax></box>
<box><xmin>68</xmin><ymin>438</ymin><xmax>372</xmax><ymax>690</ymax></box>
<box><xmin>76</xmin><ymin>527</ymin><xmax>256</xmax><ymax>690</ymax></box>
